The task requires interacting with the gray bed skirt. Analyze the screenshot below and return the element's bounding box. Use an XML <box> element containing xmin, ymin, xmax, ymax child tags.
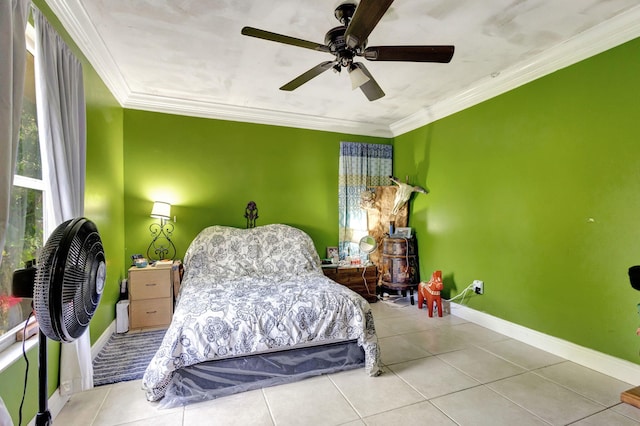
<box><xmin>158</xmin><ymin>340</ymin><xmax>365</xmax><ymax>408</ymax></box>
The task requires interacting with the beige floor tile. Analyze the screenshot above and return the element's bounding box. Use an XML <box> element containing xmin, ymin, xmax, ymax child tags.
<box><xmin>374</xmin><ymin>314</ymin><xmax>438</xmax><ymax>338</ymax></box>
<box><xmin>437</xmin><ymin>347</ymin><xmax>525</xmax><ymax>383</ymax></box>
<box><xmin>449</xmin><ymin>322</ymin><xmax>510</xmax><ymax>346</ymax></box>
<box><xmin>613</xmin><ymin>402</ymin><xmax>640</xmax><ymax>422</ymax></box>
<box><xmin>417</xmin><ymin>313</ymin><xmax>468</xmax><ymax>327</ymax></box>
<box><xmin>263</xmin><ymin>375</ymin><xmax>358</xmax><ymax>426</ymax></box>
<box><xmin>363</xmin><ymin>401</ymin><xmax>457</xmax><ymax>426</ymax></box>
<box><xmin>372</xmin><ymin>300</ymin><xmax>466</xmax><ymax>326</ymax></box>
<box><xmin>329</xmin><ymin>366</ymin><xmax>424</xmax><ymax>418</ymax></box>
<box><xmin>388</xmin><ymin>356</ymin><xmax>480</xmax><ymax>399</ymax></box>
<box><xmin>570</xmin><ymin>408</ymin><xmax>640</xmax><ymax>425</ymax></box>
<box><xmin>478</xmin><ymin>338</ymin><xmax>565</xmax><ymax>370</ymax></box>
<box><xmin>91</xmin><ymin>380</ymin><xmax>181</xmax><ymax>426</ymax></box>
<box><xmin>431</xmin><ymin>385</ymin><xmax>548</xmax><ymax>426</ymax></box>
<box><xmin>534</xmin><ymin>361</ymin><xmax>633</xmax><ymax>407</ymax></box>
<box><xmin>123</xmin><ymin>411</ymin><xmax>184</xmax><ymax>426</ymax></box>
<box><xmin>407</xmin><ymin>327</ymin><xmax>472</xmax><ymax>354</ymax></box>
<box><xmin>183</xmin><ymin>388</ymin><xmax>273</xmax><ymax>426</ymax></box>
<box><xmin>488</xmin><ymin>372</ymin><xmax>605</xmax><ymax>425</ymax></box>
<box><xmin>369</xmin><ymin>300</ymin><xmax>413</xmax><ymax>320</ymax></box>
<box><xmin>53</xmin><ymin>385</ymin><xmax>110</xmax><ymax>426</ymax></box>
<box><xmin>54</xmin><ymin>306</ymin><xmax>640</xmax><ymax>426</ymax></box>
<box><xmin>341</xmin><ymin>420</ymin><xmax>366</xmax><ymax>426</ymax></box>
<box><xmin>378</xmin><ymin>334</ymin><xmax>432</xmax><ymax>365</ymax></box>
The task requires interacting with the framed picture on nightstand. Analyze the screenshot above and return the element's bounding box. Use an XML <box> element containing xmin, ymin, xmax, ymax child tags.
<box><xmin>326</xmin><ymin>246</ymin><xmax>338</xmax><ymax>259</ymax></box>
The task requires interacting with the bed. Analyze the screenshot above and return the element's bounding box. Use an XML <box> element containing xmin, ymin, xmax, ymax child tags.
<box><xmin>142</xmin><ymin>224</ymin><xmax>381</xmax><ymax>407</ymax></box>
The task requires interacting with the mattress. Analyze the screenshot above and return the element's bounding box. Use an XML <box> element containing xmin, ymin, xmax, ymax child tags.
<box><xmin>142</xmin><ymin>224</ymin><xmax>381</xmax><ymax>404</ymax></box>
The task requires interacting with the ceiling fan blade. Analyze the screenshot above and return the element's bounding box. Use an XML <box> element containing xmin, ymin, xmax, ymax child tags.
<box><xmin>241</xmin><ymin>27</ymin><xmax>330</xmax><ymax>53</ymax></box>
<box><xmin>363</xmin><ymin>45</ymin><xmax>455</xmax><ymax>63</ymax></box>
<box><xmin>344</xmin><ymin>0</ymin><xmax>394</xmax><ymax>50</ymax></box>
<box><xmin>352</xmin><ymin>63</ymin><xmax>385</xmax><ymax>101</ymax></box>
<box><xmin>280</xmin><ymin>61</ymin><xmax>336</xmax><ymax>91</ymax></box>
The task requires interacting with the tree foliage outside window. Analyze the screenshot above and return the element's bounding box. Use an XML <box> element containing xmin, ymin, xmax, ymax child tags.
<box><xmin>0</xmin><ymin>50</ymin><xmax>43</xmax><ymax>340</ymax></box>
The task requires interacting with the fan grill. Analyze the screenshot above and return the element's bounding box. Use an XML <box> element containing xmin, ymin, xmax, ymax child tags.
<box><xmin>33</xmin><ymin>222</ymin><xmax>65</xmax><ymax>342</ymax></box>
<box><xmin>34</xmin><ymin>218</ymin><xmax>105</xmax><ymax>342</ymax></box>
<box><xmin>62</xmin><ymin>231</ymin><xmax>104</xmax><ymax>336</ymax></box>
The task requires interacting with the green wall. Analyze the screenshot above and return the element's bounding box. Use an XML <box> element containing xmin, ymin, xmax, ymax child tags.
<box><xmin>4</xmin><ymin>2</ymin><xmax>640</xmax><ymax>423</ymax></box>
<box><xmin>394</xmin><ymin>36</ymin><xmax>640</xmax><ymax>364</ymax></box>
<box><xmin>0</xmin><ymin>2</ymin><xmax>125</xmax><ymax>424</ymax></box>
<box><xmin>84</xmin><ymin>64</ymin><xmax>126</xmax><ymax>343</ymax></box>
<box><xmin>122</xmin><ymin>109</ymin><xmax>390</xmax><ymax>264</ymax></box>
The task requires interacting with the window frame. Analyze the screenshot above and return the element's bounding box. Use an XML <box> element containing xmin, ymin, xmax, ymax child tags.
<box><xmin>0</xmin><ymin>22</ymin><xmax>51</xmax><ymax>360</ymax></box>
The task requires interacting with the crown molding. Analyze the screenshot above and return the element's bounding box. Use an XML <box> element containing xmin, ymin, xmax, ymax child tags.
<box><xmin>43</xmin><ymin>0</ymin><xmax>391</xmax><ymax>137</ymax></box>
<box><xmin>390</xmin><ymin>4</ymin><xmax>640</xmax><ymax>137</ymax></box>
<box><xmin>44</xmin><ymin>0</ymin><xmax>130</xmax><ymax>103</ymax></box>
<box><xmin>44</xmin><ymin>0</ymin><xmax>640</xmax><ymax>139</ymax></box>
<box><xmin>124</xmin><ymin>92</ymin><xmax>394</xmax><ymax>138</ymax></box>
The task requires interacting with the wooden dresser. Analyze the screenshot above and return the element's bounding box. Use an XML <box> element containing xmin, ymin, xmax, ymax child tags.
<box><xmin>128</xmin><ymin>264</ymin><xmax>174</xmax><ymax>330</ymax></box>
<box><xmin>322</xmin><ymin>265</ymin><xmax>378</xmax><ymax>303</ymax></box>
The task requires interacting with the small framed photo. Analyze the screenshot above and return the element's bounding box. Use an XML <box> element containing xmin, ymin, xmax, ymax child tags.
<box><xmin>395</xmin><ymin>227</ymin><xmax>412</xmax><ymax>238</ymax></box>
<box><xmin>326</xmin><ymin>246</ymin><xmax>338</xmax><ymax>259</ymax></box>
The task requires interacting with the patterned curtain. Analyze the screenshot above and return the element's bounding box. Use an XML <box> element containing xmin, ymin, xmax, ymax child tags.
<box><xmin>338</xmin><ymin>142</ymin><xmax>392</xmax><ymax>260</ymax></box>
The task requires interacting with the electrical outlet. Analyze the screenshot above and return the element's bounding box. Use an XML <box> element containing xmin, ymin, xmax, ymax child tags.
<box><xmin>473</xmin><ymin>280</ymin><xmax>484</xmax><ymax>295</ymax></box>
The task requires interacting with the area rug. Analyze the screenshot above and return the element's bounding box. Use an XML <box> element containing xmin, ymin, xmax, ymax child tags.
<box><xmin>93</xmin><ymin>329</ymin><xmax>166</xmax><ymax>386</ymax></box>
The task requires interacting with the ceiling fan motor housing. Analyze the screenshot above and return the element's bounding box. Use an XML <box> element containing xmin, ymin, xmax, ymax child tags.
<box><xmin>325</xmin><ymin>26</ymin><xmax>361</xmax><ymax>69</ymax></box>
<box><xmin>334</xmin><ymin>2</ymin><xmax>357</xmax><ymax>26</ymax></box>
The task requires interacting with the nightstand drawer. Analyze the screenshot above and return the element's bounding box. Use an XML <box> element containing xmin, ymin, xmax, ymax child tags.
<box><xmin>322</xmin><ymin>265</ymin><xmax>378</xmax><ymax>303</ymax></box>
<box><xmin>342</xmin><ymin>270</ymin><xmax>377</xmax><ymax>285</ymax></box>
<box><xmin>129</xmin><ymin>268</ymin><xmax>171</xmax><ymax>300</ymax></box>
<box><xmin>129</xmin><ymin>298</ymin><xmax>172</xmax><ymax>329</ymax></box>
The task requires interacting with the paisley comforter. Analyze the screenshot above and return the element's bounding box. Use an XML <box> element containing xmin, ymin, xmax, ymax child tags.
<box><xmin>142</xmin><ymin>224</ymin><xmax>380</xmax><ymax>402</ymax></box>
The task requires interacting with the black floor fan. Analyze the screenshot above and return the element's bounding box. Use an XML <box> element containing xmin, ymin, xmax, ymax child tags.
<box><xmin>12</xmin><ymin>217</ymin><xmax>106</xmax><ymax>426</ymax></box>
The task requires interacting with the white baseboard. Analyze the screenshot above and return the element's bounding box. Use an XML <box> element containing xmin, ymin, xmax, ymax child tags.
<box><xmin>27</xmin><ymin>389</ymin><xmax>68</xmax><ymax>426</ymax></box>
<box><xmin>91</xmin><ymin>320</ymin><xmax>116</xmax><ymax>361</ymax></box>
<box><xmin>451</xmin><ymin>303</ymin><xmax>640</xmax><ymax>385</ymax></box>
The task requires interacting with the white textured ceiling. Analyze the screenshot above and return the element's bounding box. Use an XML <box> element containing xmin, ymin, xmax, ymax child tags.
<box><xmin>46</xmin><ymin>0</ymin><xmax>640</xmax><ymax>137</ymax></box>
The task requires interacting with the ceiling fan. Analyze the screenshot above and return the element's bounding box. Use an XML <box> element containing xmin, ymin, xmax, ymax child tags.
<box><xmin>241</xmin><ymin>0</ymin><xmax>454</xmax><ymax>101</ymax></box>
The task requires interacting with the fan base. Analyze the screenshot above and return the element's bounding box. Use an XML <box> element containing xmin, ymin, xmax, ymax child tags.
<box><xmin>35</xmin><ymin>411</ymin><xmax>52</xmax><ymax>426</ymax></box>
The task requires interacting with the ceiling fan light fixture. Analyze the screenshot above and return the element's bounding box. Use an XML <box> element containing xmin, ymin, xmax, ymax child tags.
<box><xmin>349</xmin><ymin>64</ymin><xmax>370</xmax><ymax>90</ymax></box>
<box><xmin>240</xmin><ymin>1</ymin><xmax>454</xmax><ymax>101</ymax></box>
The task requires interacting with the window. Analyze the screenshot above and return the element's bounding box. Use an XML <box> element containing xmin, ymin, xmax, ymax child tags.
<box><xmin>0</xmin><ymin>26</ymin><xmax>45</xmax><ymax>352</ymax></box>
<box><xmin>338</xmin><ymin>142</ymin><xmax>392</xmax><ymax>260</ymax></box>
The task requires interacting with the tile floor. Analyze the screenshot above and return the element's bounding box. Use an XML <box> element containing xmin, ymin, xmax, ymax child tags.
<box><xmin>55</xmin><ymin>298</ymin><xmax>640</xmax><ymax>425</ymax></box>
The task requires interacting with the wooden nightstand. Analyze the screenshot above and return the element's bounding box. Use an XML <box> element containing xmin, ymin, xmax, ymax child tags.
<box><xmin>128</xmin><ymin>264</ymin><xmax>174</xmax><ymax>330</ymax></box>
<box><xmin>322</xmin><ymin>264</ymin><xmax>378</xmax><ymax>303</ymax></box>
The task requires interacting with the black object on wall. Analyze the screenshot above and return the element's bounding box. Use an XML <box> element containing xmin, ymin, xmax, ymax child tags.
<box><xmin>629</xmin><ymin>266</ymin><xmax>640</xmax><ymax>290</ymax></box>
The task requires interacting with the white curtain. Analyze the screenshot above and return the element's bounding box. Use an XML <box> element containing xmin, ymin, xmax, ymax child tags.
<box><xmin>0</xmin><ymin>0</ymin><xmax>31</xmax><ymax>266</ymax></box>
<box><xmin>33</xmin><ymin>8</ymin><xmax>91</xmax><ymax>396</ymax></box>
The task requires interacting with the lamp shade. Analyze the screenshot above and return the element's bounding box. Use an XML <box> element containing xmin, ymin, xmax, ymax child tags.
<box><xmin>150</xmin><ymin>201</ymin><xmax>171</xmax><ymax>219</ymax></box>
<box><xmin>349</xmin><ymin>64</ymin><xmax>370</xmax><ymax>90</ymax></box>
